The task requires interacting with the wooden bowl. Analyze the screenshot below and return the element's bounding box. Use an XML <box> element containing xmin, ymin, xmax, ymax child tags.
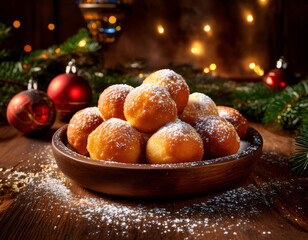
<box><xmin>52</xmin><ymin>125</ymin><xmax>263</xmax><ymax>199</ymax></box>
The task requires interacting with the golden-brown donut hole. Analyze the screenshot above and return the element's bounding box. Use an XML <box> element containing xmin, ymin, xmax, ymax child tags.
<box><xmin>146</xmin><ymin>120</ymin><xmax>204</xmax><ymax>164</ymax></box>
<box><xmin>67</xmin><ymin>107</ymin><xmax>103</xmax><ymax>155</ymax></box>
<box><xmin>142</xmin><ymin>69</ymin><xmax>189</xmax><ymax>114</ymax></box>
<box><xmin>179</xmin><ymin>92</ymin><xmax>219</xmax><ymax>125</ymax></box>
<box><xmin>98</xmin><ymin>84</ymin><xmax>134</xmax><ymax>121</ymax></box>
<box><xmin>87</xmin><ymin>118</ymin><xmax>145</xmax><ymax>163</ymax></box>
<box><xmin>192</xmin><ymin>115</ymin><xmax>240</xmax><ymax>159</ymax></box>
<box><xmin>217</xmin><ymin>106</ymin><xmax>249</xmax><ymax>140</ymax></box>
<box><xmin>124</xmin><ymin>84</ymin><xmax>177</xmax><ymax>133</ymax></box>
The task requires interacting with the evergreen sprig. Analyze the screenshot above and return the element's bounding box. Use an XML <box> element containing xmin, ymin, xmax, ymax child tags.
<box><xmin>289</xmin><ymin>128</ymin><xmax>308</xmax><ymax>175</ymax></box>
<box><xmin>0</xmin><ymin>23</ymin><xmax>11</xmax><ymax>44</ymax></box>
<box><xmin>262</xmin><ymin>80</ymin><xmax>308</xmax><ymax>126</ymax></box>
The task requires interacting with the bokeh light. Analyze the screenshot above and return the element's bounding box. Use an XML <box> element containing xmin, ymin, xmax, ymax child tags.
<box><xmin>78</xmin><ymin>40</ymin><xmax>86</xmax><ymax>47</ymax></box>
<box><xmin>247</xmin><ymin>14</ymin><xmax>254</xmax><ymax>22</ymax></box>
<box><xmin>209</xmin><ymin>63</ymin><xmax>216</xmax><ymax>71</ymax></box>
<box><xmin>109</xmin><ymin>16</ymin><xmax>117</xmax><ymax>24</ymax></box>
<box><xmin>13</xmin><ymin>20</ymin><xmax>21</xmax><ymax>28</ymax></box>
<box><xmin>48</xmin><ymin>23</ymin><xmax>55</xmax><ymax>31</ymax></box>
<box><xmin>203</xmin><ymin>25</ymin><xmax>211</xmax><ymax>32</ymax></box>
<box><xmin>157</xmin><ymin>25</ymin><xmax>164</xmax><ymax>34</ymax></box>
<box><xmin>249</xmin><ymin>63</ymin><xmax>256</xmax><ymax>69</ymax></box>
<box><xmin>24</xmin><ymin>45</ymin><xmax>32</xmax><ymax>52</ymax></box>
<box><xmin>191</xmin><ymin>42</ymin><xmax>203</xmax><ymax>55</ymax></box>
<box><xmin>203</xmin><ymin>67</ymin><xmax>210</xmax><ymax>73</ymax></box>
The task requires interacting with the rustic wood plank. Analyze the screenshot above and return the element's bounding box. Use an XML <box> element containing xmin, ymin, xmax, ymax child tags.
<box><xmin>0</xmin><ymin>122</ymin><xmax>307</xmax><ymax>239</ymax></box>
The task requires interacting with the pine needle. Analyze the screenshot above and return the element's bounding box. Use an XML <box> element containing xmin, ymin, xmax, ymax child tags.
<box><xmin>289</xmin><ymin>128</ymin><xmax>308</xmax><ymax>175</ymax></box>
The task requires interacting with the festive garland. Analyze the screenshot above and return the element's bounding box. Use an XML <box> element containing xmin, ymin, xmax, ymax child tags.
<box><xmin>0</xmin><ymin>23</ymin><xmax>307</xmax><ymax>175</ymax></box>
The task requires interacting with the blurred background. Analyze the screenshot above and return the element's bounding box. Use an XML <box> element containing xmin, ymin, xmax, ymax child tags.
<box><xmin>0</xmin><ymin>0</ymin><xmax>307</xmax><ymax>79</ymax></box>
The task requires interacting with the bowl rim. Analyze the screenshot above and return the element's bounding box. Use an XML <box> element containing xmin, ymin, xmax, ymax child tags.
<box><xmin>52</xmin><ymin>124</ymin><xmax>263</xmax><ymax>170</ymax></box>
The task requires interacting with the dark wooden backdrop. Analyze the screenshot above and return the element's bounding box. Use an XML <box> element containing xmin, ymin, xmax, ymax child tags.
<box><xmin>0</xmin><ymin>0</ymin><xmax>307</xmax><ymax>77</ymax></box>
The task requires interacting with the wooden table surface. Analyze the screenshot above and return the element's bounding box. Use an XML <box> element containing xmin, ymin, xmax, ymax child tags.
<box><xmin>0</xmin><ymin>121</ymin><xmax>307</xmax><ymax>240</ymax></box>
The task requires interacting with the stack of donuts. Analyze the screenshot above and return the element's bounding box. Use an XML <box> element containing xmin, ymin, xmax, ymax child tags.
<box><xmin>67</xmin><ymin>69</ymin><xmax>249</xmax><ymax>164</ymax></box>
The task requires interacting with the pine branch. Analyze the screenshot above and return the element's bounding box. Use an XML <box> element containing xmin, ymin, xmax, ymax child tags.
<box><xmin>0</xmin><ymin>23</ymin><xmax>11</xmax><ymax>44</ymax></box>
<box><xmin>263</xmin><ymin>80</ymin><xmax>308</xmax><ymax>126</ymax></box>
<box><xmin>231</xmin><ymin>82</ymin><xmax>275</xmax><ymax>102</ymax></box>
<box><xmin>279</xmin><ymin>96</ymin><xmax>308</xmax><ymax>129</ymax></box>
<box><xmin>289</xmin><ymin>128</ymin><xmax>308</xmax><ymax>175</ymax></box>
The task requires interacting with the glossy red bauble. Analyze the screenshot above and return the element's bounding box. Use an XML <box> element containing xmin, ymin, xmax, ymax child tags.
<box><xmin>6</xmin><ymin>89</ymin><xmax>56</xmax><ymax>134</ymax></box>
<box><xmin>263</xmin><ymin>57</ymin><xmax>298</xmax><ymax>89</ymax></box>
<box><xmin>264</xmin><ymin>68</ymin><xmax>297</xmax><ymax>89</ymax></box>
<box><xmin>47</xmin><ymin>73</ymin><xmax>92</xmax><ymax>119</ymax></box>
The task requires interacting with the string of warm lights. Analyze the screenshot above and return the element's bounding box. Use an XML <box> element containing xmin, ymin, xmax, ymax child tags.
<box><xmin>203</xmin><ymin>63</ymin><xmax>216</xmax><ymax>74</ymax></box>
<box><xmin>249</xmin><ymin>62</ymin><xmax>264</xmax><ymax>76</ymax></box>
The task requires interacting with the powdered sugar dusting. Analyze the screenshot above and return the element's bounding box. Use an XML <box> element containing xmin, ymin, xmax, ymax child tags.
<box><xmin>179</xmin><ymin>93</ymin><xmax>219</xmax><ymax>124</ymax></box>
<box><xmin>125</xmin><ymin>84</ymin><xmax>176</xmax><ymax>113</ymax></box>
<box><xmin>87</xmin><ymin>118</ymin><xmax>143</xmax><ymax>161</ymax></box>
<box><xmin>149</xmin><ymin>69</ymin><xmax>182</xmax><ymax>82</ymax></box>
<box><xmin>5</xmin><ymin>147</ymin><xmax>303</xmax><ymax>238</ymax></box>
<box><xmin>154</xmin><ymin>119</ymin><xmax>203</xmax><ymax>146</ymax></box>
<box><xmin>4</xmin><ymin>135</ymin><xmax>303</xmax><ymax>239</ymax></box>
<box><xmin>68</xmin><ymin>107</ymin><xmax>103</xmax><ymax>130</ymax></box>
<box><xmin>144</xmin><ymin>69</ymin><xmax>189</xmax><ymax>97</ymax></box>
<box><xmin>194</xmin><ymin>115</ymin><xmax>240</xmax><ymax>144</ymax></box>
<box><xmin>99</xmin><ymin>84</ymin><xmax>134</xmax><ymax>103</ymax></box>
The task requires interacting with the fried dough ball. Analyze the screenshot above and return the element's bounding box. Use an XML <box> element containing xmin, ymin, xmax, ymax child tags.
<box><xmin>192</xmin><ymin>115</ymin><xmax>240</xmax><ymax>159</ymax></box>
<box><xmin>67</xmin><ymin>107</ymin><xmax>103</xmax><ymax>155</ymax></box>
<box><xmin>146</xmin><ymin>120</ymin><xmax>204</xmax><ymax>164</ymax></box>
<box><xmin>142</xmin><ymin>69</ymin><xmax>189</xmax><ymax>114</ymax></box>
<box><xmin>98</xmin><ymin>84</ymin><xmax>134</xmax><ymax>121</ymax></box>
<box><xmin>179</xmin><ymin>93</ymin><xmax>219</xmax><ymax>124</ymax></box>
<box><xmin>87</xmin><ymin>118</ymin><xmax>145</xmax><ymax>163</ymax></box>
<box><xmin>217</xmin><ymin>106</ymin><xmax>249</xmax><ymax>140</ymax></box>
<box><xmin>124</xmin><ymin>84</ymin><xmax>177</xmax><ymax>133</ymax></box>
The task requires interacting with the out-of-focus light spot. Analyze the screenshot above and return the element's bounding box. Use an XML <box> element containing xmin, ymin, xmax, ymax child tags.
<box><xmin>91</xmin><ymin>22</ymin><xmax>97</xmax><ymax>29</ymax></box>
<box><xmin>249</xmin><ymin>62</ymin><xmax>264</xmax><ymax>76</ymax></box>
<box><xmin>157</xmin><ymin>25</ymin><xmax>164</xmax><ymax>34</ymax></box>
<box><xmin>116</xmin><ymin>26</ymin><xmax>121</xmax><ymax>31</ymax></box>
<box><xmin>203</xmin><ymin>67</ymin><xmax>210</xmax><ymax>73</ymax></box>
<box><xmin>249</xmin><ymin>62</ymin><xmax>255</xmax><ymax>69</ymax></box>
<box><xmin>55</xmin><ymin>48</ymin><xmax>60</xmax><ymax>53</ymax></box>
<box><xmin>23</xmin><ymin>64</ymin><xmax>27</xmax><ymax>69</ymax></box>
<box><xmin>191</xmin><ymin>41</ymin><xmax>203</xmax><ymax>55</ymax></box>
<box><xmin>280</xmin><ymin>81</ymin><xmax>286</xmax><ymax>87</ymax></box>
<box><xmin>48</xmin><ymin>23</ymin><xmax>55</xmax><ymax>31</ymax></box>
<box><xmin>259</xmin><ymin>0</ymin><xmax>267</xmax><ymax>5</ymax></box>
<box><xmin>247</xmin><ymin>14</ymin><xmax>253</xmax><ymax>22</ymax></box>
<box><xmin>139</xmin><ymin>73</ymin><xmax>144</xmax><ymax>78</ymax></box>
<box><xmin>109</xmin><ymin>16</ymin><xmax>117</xmax><ymax>24</ymax></box>
<box><xmin>257</xmin><ymin>69</ymin><xmax>264</xmax><ymax>76</ymax></box>
<box><xmin>24</xmin><ymin>45</ymin><xmax>32</xmax><ymax>52</ymax></box>
<box><xmin>266</xmin><ymin>77</ymin><xmax>274</xmax><ymax>86</ymax></box>
<box><xmin>209</xmin><ymin>63</ymin><xmax>216</xmax><ymax>71</ymax></box>
<box><xmin>204</xmin><ymin>25</ymin><xmax>211</xmax><ymax>32</ymax></box>
<box><xmin>13</xmin><ymin>20</ymin><xmax>21</xmax><ymax>28</ymax></box>
<box><xmin>100</xmin><ymin>28</ymin><xmax>116</xmax><ymax>33</ymax></box>
<box><xmin>191</xmin><ymin>48</ymin><xmax>199</xmax><ymax>54</ymax></box>
<box><xmin>41</xmin><ymin>54</ymin><xmax>48</xmax><ymax>59</ymax></box>
<box><xmin>78</xmin><ymin>40</ymin><xmax>86</xmax><ymax>47</ymax></box>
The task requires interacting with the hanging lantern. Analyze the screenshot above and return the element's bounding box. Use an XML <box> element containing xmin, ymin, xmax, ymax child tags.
<box><xmin>78</xmin><ymin>0</ymin><xmax>133</xmax><ymax>45</ymax></box>
<box><xmin>263</xmin><ymin>57</ymin><xmax>298</xmax><ymax>89</ymax></box>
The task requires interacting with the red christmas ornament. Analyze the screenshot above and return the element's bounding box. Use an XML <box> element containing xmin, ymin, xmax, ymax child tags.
<box><xmin>6</xmin><ymin>79</ymin><xmax>56</xmax><ymax>134</ymax></box>
<box><xmin>47</xmin><ymin>59</ymin><xmax>92</xmax><ymax>119</ymax></box>
<box><xmin>264</xmin><ymin>57</ymin><xmax>298</xmax><ymax>89</ymax></box>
